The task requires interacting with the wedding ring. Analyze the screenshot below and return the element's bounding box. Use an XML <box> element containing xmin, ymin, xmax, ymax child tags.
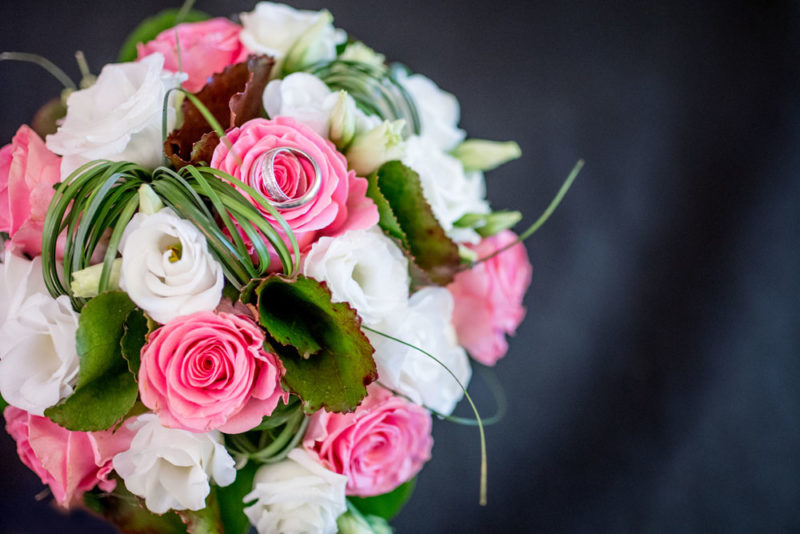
<box><xmin>250</xmin><ymin>147</ymin><xmax>322</xmax><ymax>209</ymax></box>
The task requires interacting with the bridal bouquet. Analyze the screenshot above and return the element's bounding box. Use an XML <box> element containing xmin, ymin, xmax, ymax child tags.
<box><xmin>0</xmin><ymin>2</ymin><xmax>579</xmax><ymax>533</ymax></box>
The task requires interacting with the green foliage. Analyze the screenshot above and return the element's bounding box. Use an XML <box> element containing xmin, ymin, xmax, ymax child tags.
<box><xmin>41</xmin><ymin>162</ymin><xmax>298</xmax><ymax>304</ymax></box>
<box><xmin>41</xmin><ymin>161</ymin><xmax>149</xmax><ymax>310</ymax></box>
<box><xmin>349</xmin><ymin>479</ymin><xmax>416</xmax><ymax>520</ymax></box>
<box><xmin>249</xmin><ymin>275</ymin><xmax>377</xmax><ymax>413</ymax></box>
<box><xmin>121</xmin><ymin>308</ymin><xmax>149</xmax><ymax>378</ymax></box>
<box><xmin>45</xmin><ymin>292</ymin><xmax>139</xmax><ymax>431</ymax></box>
<box><xmin>216</xmin><ymin>462</ymin><xmax>259</xmax><ymax>534</ymax></box>
<box><xmin>177</xmin><ymin>489</ymin><xmax>223</xmax><ymax>534</ymax></box>
<box><xmin>367</xmin><ymin>161</ymin><xmax>461</xmax><ymax>286</ymax></box>
<box><xmin>307</xmin><ymin>60</ymin><xmax>420</xmax><ymax>138</ymax></box>
<box><xmin>85</xmin><ymin>482</ymin><xmax>187</xmax><ymax>534</ymax></box>
<box><xmin>117</xmin><ymin>8</ymin><xmax>209</xmax><ymax>63</ymax></box>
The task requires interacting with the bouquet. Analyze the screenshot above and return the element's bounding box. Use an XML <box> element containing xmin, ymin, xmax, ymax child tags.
<box><xmin>0</xmin><ymin>2</ymin><xmax>580</xmax><ymax>532</ymax></box>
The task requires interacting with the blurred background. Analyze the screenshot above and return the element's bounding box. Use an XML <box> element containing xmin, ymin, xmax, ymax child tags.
<box><xmin>0</xmin><ymin>1</ymin><xmax>798</xmax><ymax>532</ymax></box>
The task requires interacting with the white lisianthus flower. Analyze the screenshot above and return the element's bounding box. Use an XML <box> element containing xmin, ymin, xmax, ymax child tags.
<box><xmin>397</xmin><ymin>71</ymin><xmax>466</xmax><ymax>151</ymax></box>
<box><xmin>46</xmin><ymin>53</ymin><xmax>184</xmax><ymax>178</ymax></box>
<box><xmin>240</xmin><ymin>2</ymin><xmax>345</xmax><ymax>71</ymax></box>
<box><xmin>244</xmin><ymin>448</ymin><xmax>347</xmax><ymax>534</ymax></box>
<box><xmin>367</xmin><ymin>287</ymin><xmax>471</xmax><ymax>415</ymax></box>
<box><xmin>264</xmin><ymin>73</ymin><xmax>339</xmax><ymax>137</ymax></box>
<box><xmin>0</xmin><ymin>251</ymin><xmax>79</xmax><ymax>415</ymax></box>
<box><xmin>113</xmin><ymin>414</ymin><xmax>236</xmax><ymax>514</ymax></box>
<box><xmin>119</xmin><ymin>208</ymin><xmax>223</xmax><ymax>325</ymax></box>
<box><xmin>403</xmin><ymin>135</ymin><xmax>489</xmax><ymax>244</ymax></box>
<box><xmin>303</xmin><ymin>228</ymin><xmax>409</xmax><ymax>327</ymax></box>
<box><xmin>264</xmin><ymin>73</ymin><xmax>380</xmax><ymax>142</ymax></box>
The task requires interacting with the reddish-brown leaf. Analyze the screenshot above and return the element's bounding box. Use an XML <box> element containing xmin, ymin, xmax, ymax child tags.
<box><xmin>165</xmin><ymin>54</ymin><xmax>274</xmax><ymax>168</ymax></box>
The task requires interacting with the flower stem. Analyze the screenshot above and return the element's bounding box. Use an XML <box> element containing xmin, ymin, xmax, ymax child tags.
<box><xmin>363</xmin><ymin>325</ymin><xmax>489</xmax><ymax>506</ymax></box>
<box><xmin>0</xmin><ymin>51</ymin><xmax>76</xmax><ymax>90</ymax></box>
<box><xmin>473</xmin><ymin>159</ymin><xmax>584</xmax><ymax>265</ymax></box>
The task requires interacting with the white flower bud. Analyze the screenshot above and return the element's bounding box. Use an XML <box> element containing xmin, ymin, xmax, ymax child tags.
<box><xmin>451</xmin><ymin>139</ymin><xmax>522</xmax><ymax>171</ymax></box>
<box><xmin>346</xmin><ymin>120</ymin><xmax>406</xmax><ymax>175</ymax></box>
<box><xmin>71</xmin><ymin>259</ymin><xmax>122</xmax><ymax>298</ymax></box>
<box><xmin>339</xmin><ymin>42</ymin><xmax>386</xmax><ymax>68</ymax></box>
<box><xmin>328</xmin><ymin>90</ymin><xmax>357</xmax><ymax>149</ymax></box>
<box><xmin>137</xmin><ymin>184</ymin><xmax>164</xmax><ymax>215</ymax></box>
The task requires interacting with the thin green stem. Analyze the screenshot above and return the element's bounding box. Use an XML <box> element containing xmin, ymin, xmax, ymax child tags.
<box><xmin>0</xmin><ymin>52</ymin><xmax>76</xmax><ymax>90</ymax></box>
<box><xmin>176</xmin><ymin>0</ymin><xmax>195</xmax><ymax>25</ymax></box>
<box><xmin>363</xmin><ymin>325</ymin><xmax>489</xmax><ymax>506</ymax></box>
<box><xmin>473</xmin><ymin>159</ymin><xmax>584</xmax><ymax>266</ymax></box>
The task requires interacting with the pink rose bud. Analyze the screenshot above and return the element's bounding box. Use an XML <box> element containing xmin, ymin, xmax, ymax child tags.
<box><xmin>303</xmin><ymin>384</ymin><xmax>433</xmax><ymax>497</ymax></box>
<box><xmin>210</xmin><ymin>117</ymin><xmax>379</xmax><ymax>266</ymax></box>
<box><xmin>3</xmin><ymin>406</ymin><xmax>133</xmax><ymax>508</ymax></box>
<box><xmin>0</xmin><ymin>125</ymin><xmax>62</xmax><ymax>257</ymax></box>
<box><xmin>137</xmin><ymin>18</ymin><xmax>248</xmax><ymax>93</ymax></box>
<box><xmin>448</xmin><ymin>230</ymin><xmax>533</xmax><ymax>365</ymax></box>
<box><xmin>138</xmin><ymin>310</ymin><xmax>288</xmax><ymax>434</ymax></box>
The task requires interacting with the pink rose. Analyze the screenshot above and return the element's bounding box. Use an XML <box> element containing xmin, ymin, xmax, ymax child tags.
<box><xmin>3</xmin><ymin>406</ymin><xmax>133</xmax><ymax>508</ymax></box>
<box><xmin>448</xmin><ymin>230</ymin><xmax>532</xmax><ymax>365</ymax></box>
<box><xmin>210</xmin><ymin>117</ymin><xmax>378</xmax><ymax>265</ymax></box>
<box><xmin>139</xmin><ymin>310</ymin><xmax>288</xmax><ymax>434</ymax></box>
<box><xmin>137</xmin><ymin>18</ymin><xmax>247</xmax><ymax>93</ymax></box>
<box><xmin>0</xmin><ymin>125</ymin><xmax>62</xmax><ymax>257</ymax></box>
<box><xmin>303</xmin><ymin>385</ymin><xmax>433</xmax><ymax>497</ymax></box>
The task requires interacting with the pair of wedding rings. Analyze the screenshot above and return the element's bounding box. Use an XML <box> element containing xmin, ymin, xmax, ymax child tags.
<box><xmin>249</xmin><ymin>147</ymin><xmax>322</xmax><ymax>210</ymax></box>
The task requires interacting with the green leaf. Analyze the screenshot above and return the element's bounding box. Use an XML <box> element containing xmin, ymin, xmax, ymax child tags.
<box><xmin>117</xmin><ymin>8</ymin><xmax>209</xmax><ymax>63</ymax></box>
<box><xmin>368</xmin><ymin>161</ymin><xmax>461</xmax><ymax>286</ymax></box>
<box><xmin>84</xmin><ymin>482</ymin><xmax>187</xmax><ymax>534</ymax></box>
<box><xmin>44</xmin><ymin>292</ymin><xmax>139</xmax><ymax>431</ymax></box>
<box><xmin>178</xmin><ymin>487</ymin><xmax>223</xmax><ymax>534</ymax></box>
<box><xmin>216</xmin><ymin>462</ymin><xmax>259</xmax><ymax>534</ymax></box>
<box><xmin>0</xmin><ymin>393</ymin><xmax>8</xmax><ymax>413</ymax></box>
<box><xmin>365</xmin><ymin>170</ymin><xmax>405</xmax><ymax>244</ymax></box>
<box><xmin>253</xmin><ymin>275</ymin><xmax>377</xmax><ymax>413</ymax></box>
<box><xmin>349</xmin><ymin>479</ymin><xmax>416</xmax><ymax>521</ymax></box>
<box><xmin>121</xmin><ymin>308</ymin><xmax>149</xmax><ymax>378</ymax></box>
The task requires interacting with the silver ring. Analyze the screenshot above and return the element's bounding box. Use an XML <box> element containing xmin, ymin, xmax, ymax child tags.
<box><xmin>250</xmin><ymin>147</ymin><xmax>322</xmax><ymax>209</ymax></box>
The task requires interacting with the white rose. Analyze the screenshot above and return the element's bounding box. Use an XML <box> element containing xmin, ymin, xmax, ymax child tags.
<box><xmin>119</xmin><ymin>208</ymin><xmax>223</xmax><ymax>325</ymax></box>
<box><xmin>112</xmin><ymin>414</ymin><xmax>236</xmax><ymax>514</ymax></box>
<box><xmin>0</xmin><ymin>251</ymin><xmax>79</xmax><ymax>415</ymax></box>
<box><xmin>403</xmin><ymin>135</ymin><xmax>489</xmax><ymax>244</ymax></box>
<box><xmin>244</xmin><ymin>448</ymin><xmax>347</xmax><ymax>534</ymax></box>
<box><xmin>397</xmin><ymin>71</ymin><xmax>466</xmax><ymax>151</ymax></box>
<box><xmin>264</xmin><ymin>73</ymin><xmax>380</xmax><ymax>142</ymax></box>
<box><xmin>240</xmin><ymin>2</ymin><xmax>345</xmax><ymax>71</ymax></box>
<box><xmin>303</xmin><ymin>228</ymin><xmax>409</xmax><ymax>327</ymax></box>
<box><xmin>46</xmin><ymin>53</ymin><xmax>184</xmax><ymax>178</ymax></box>
<box><xmin>367</xmin><ymin>287</ymin><xmax>471</xmax><ymax>415</ymax></box>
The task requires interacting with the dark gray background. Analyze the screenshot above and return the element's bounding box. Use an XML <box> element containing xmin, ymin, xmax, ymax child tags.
<box><xmin>1</xmin><ymin>1</ymin><xmax>798</xmax><ymax>533</ymax></box>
